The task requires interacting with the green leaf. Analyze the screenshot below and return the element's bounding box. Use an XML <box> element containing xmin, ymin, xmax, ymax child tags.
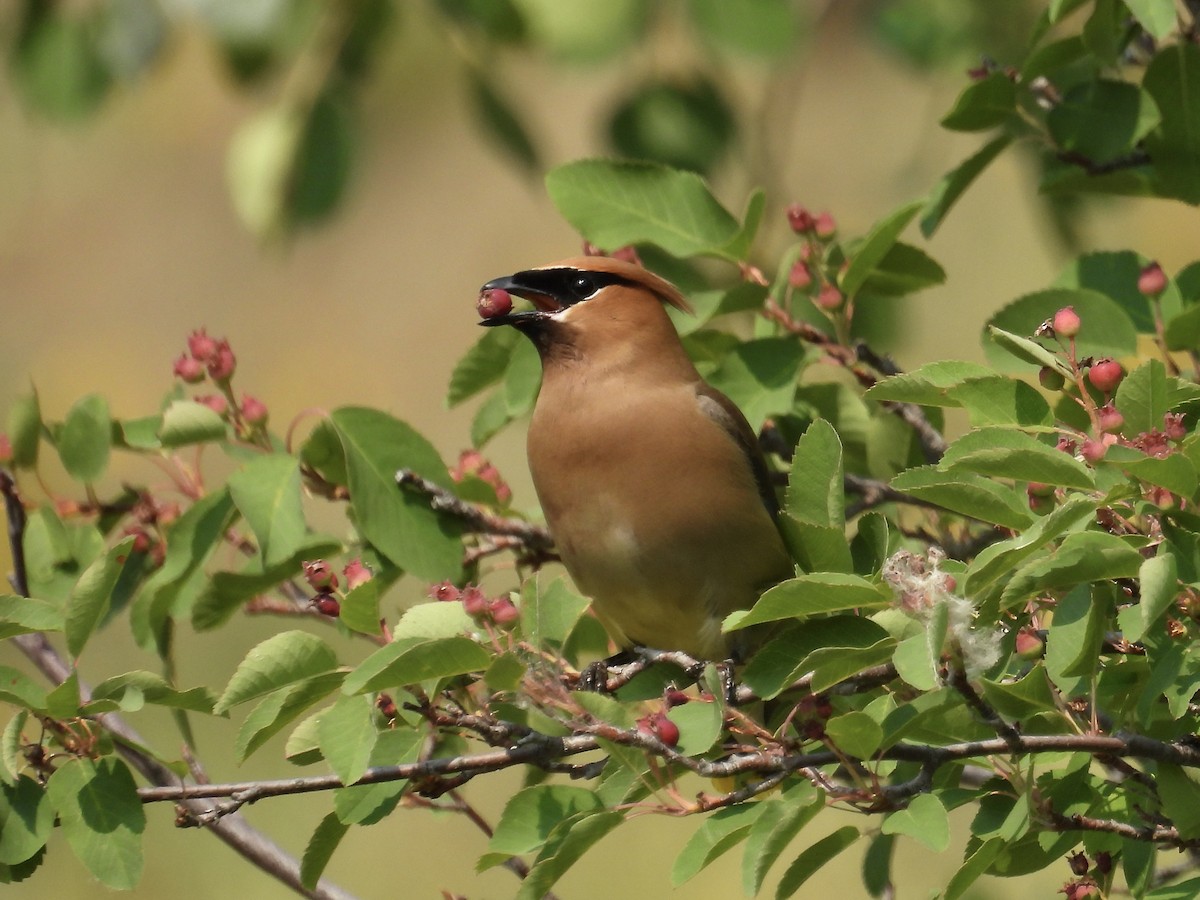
<box><xmin>786</xmin><ymin>420</ymin><xmax>843</xmax><ymax>528</ymax></box>
<box><xmin>1126</xmin><ymin>550</ymin><xmax>1179</xmax><ymax>642</ymax></box>
<box><xmin>158</xmin><ymin>400</ymin><xmax>227</xmax><ymax>448</ymax></box>
<box><xmin>672</xmin><ymin>803</ymin><xmax>766</xmax><ymax>886</ymax></box>
<box><xmin>1047</xmin><ymin>80</ymin><xmax>1160</xmax><ymax>164</ymax></box>
<box><xmin>342</xmin><ymin>636</ymin><xmax>490</xmax><ymax>694</ymax></box>
<box><xmin>705</xmin><ymin>338</ymin><xmax>806</xmax><ymax>432</ymax></box>
<box><xmin>522</xmin><ymin>575</ymin><xmax>590</xmax><ymax>651</ymax></box>
<box><xmin>1148</xmin><ymin>877</ymin><xmax>1200</xmax><ymax>899</ymax></box>
<box><xmin>1002</xmin><ymin>531</ymin><xmax>1144</xmax><ymax>609</ymax></box>
<box><xmin>726</xmin><ymin>573</ymin><xmax>889</xmax><ymax>631</ymax></box>
<box><xmin>214</xmin><ymin>631</ymin><xmax>339</xmax><ymax>714</ymax></box>
<box><xmin>339</xmin><ymin>579</ymin><xmax>382</xmax><ymax>636</ymax></box>
<box><xmin>1053</xmin><ymin>250</ymin><xmax>1166</xmax><ymax>333</ymax></box>
<box><xmin>864</xmin><ymin>360</ymin><xmax>994</xmax><ymax>406</ymax></box>
<box><xmin>1</xmin><ymin>711</ymin><xmax>31</xmax><ymax>783</ymax></box>
<box><xmin>65</xmin><ymin>536</ymin><xmax>135</xmax><ymax>659</ymax></box>
<box><xmin>945</xmin><ymin>838</ymin><xmax>1004</xmax><ymax>900</ymax></box>
<box><xmin>0</xmin><ymin>776</ymin><xmax>54</xmax><ymax>865</ymax></box>
<box><xmin>775</xmin><ymin>825</ymin><xmax>859</xmax><ymax>899</ymax></box>
<box><xmin>940</xmin><ymin>72</ymin><xmax>1017</xmax><ymax>132</ymax></box>
<box><xmin>984</xmin><ymin>289</ymin><xmax>1138</xmax><ymax>371</ymax></box>
<box><xmin>607</xmin><ymin>77</ymin><xmax>736</xmax><ymax>176</ymax></box>
<box><xmin>890</xmin><ymin>466</ymin><xmax>1033</xmax><ymax>530</ymax></box>
<box><xmin>490</xmin><ymin>785</ymin><xmax>604</xmax><ymax>855</ymax></box>
<box><xmin>1157</xmin><ymin>763</ymin><xmax>1200</xmax><ymax>839</ymax></box>
<box><xmin>859</xmin><ymin>241</ymin><xmax>946</xmax><ymax>296</ymax></box>
<box><xmin>881</xmin><ymin>794</ymin><xmax>950</xmax><ymax>852</ymax></box>
<box><xmin>948</xmin><ymin>377</ymin><xmax>1053</xmax><ymax>428</ymax></box>
<box><xmin>46</xmin><ymin>758</ymin><xmax>145</xmax><ymax>890</ymax></box>
<box><xmin>741</xmin><ymin>617</ymin><xmax>890</xmax><ymax>699</ymax></box>
<box><xmin>940</xmin><ymin>427</ymin><xmax>1094</xmax><ymax>490</ymax></box>
<box><xmin>804</xmin><ymin>638</ymin><xmax>896</xmax><ymax>692</ymax></box>
<box><xmin>1143</xmin><ymin>43</ymin><xmax>1200</xmax><ymax>203</ymax></box>
<box><xmin>317</xmin><ymin>694</ymin><xmax>377</xmax><ymax>786</ymax></box>
<box><xmin>469</xmin><ymin>71</ymin><xmax>539</xmax><ymax>171</ymax></box>
<box><xmin>0</xmin><ymin>595</ymin><xmax>63</xmax><ymax>640</ymax></box>
<box><xmin>1115</xmin><ymin>359</ymin><xmax>1200</xmax><ymax>435</ymax></box>
<box><xmin>446</xmin><ymin>327</ymin><xmax>520</xmax><ymax>407</ymax></box>
<box><xmin>227</xmin><ymin>454</ymin><xmax>307</xmax><ymax>568</ymax></box>
<box><xmin>90</xmin><ymin>671</ymin><xmax>215</xmax><ymax>714</ymax></box>
<box><xmin>330</xmin><ymin>407</ymin><xmax>462</xmax><ymax>581</ymax></box>
<box><xmin>979</xmin><ymin>666</ymin><xmax>1057</xmax><ymax>719</ymax></box>
<box><xmin>669</xmin><ymin>698</ymin><xmax>723</xmax><ymax>756</ymax></box>
<box><xmin>686</xmin><ymin>0</ymin><xmax>800</xmax><ymax>60</ymax></box>
<box><xmin>503</xmin><ymin>333</ymin><xmax>542</xmax><ymax>416</ymax></box>
<box><xmin>825</xmin><ymin>711</ymin><xmax>884</xmax><ymax>759</ymax></box>
<box><xmin>57</xmin><ymin>394</ymin><xmax>111</xmax><ymax>483</ymax></box>
<box><xmin>985</xmin><ymin>325</ymin><xmax>1074</xmax><ymax>376</ymax></box>
<box><xmin>299</xmin><ymin>813</ymin><xmax>349</xmax><ymax>891</ymax></box>
<box><xmin>1045</xmin><ymin>584</ymin><xmax>1108</xmax><ymax>684</ymax></box>
<box><xmin>741</xmin><ymin>782</ymin><xmax>822</xmax><ymax>896</ymax></box>
<box><xmin>1125</xmin><ymin>0</ymin><xmax>1179</xmax><ymax>39</ymax></box>
<box><xmin>392</xmin><ymin>600</ymin><xmax>475</xmax><ymax>642</ymax></box>
<box><xmin>840</xmin><ymin>201</ymin><xmax>922</xmax><ymax>299</ymax></box>
<box><xmin>920</xmin><ymin>134</ymin><xmax>1011</xmax><ymax>236</ymax></box>
<box><xmin>13</xmin><ymin>12</ymin><xmax>111</xmax><ymax>121</ymax></box>
<box><xmin>6</xmin><ymin>391</ymin><xmax>41</xmax><ymax>469</ymax></box>
<box><xmin>332</xmin><ymin>728</ymin><xmax>424</xmax><ymax>825</ymax></box>
<box><xmin>545</xmin><ymin>159</ymin><xmax>742</xmax><ymax>259</ymax></box>
<box><xmin>515</xmin><ymin>811</ymin><xmax>624</xmax><ymax>900</ymax></box>
<box><xmin>235</xmin><ymin>672</ymin><xmax>344</xmax><ymax>762</ymax></box>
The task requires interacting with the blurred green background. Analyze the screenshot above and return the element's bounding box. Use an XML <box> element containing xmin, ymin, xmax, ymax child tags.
<box><xmin>1</xmin><ymin>1</ymin><xmax>1197</xmax><ymax>897</ymax></box>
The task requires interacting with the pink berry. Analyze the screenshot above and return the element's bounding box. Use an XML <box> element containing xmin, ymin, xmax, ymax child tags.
<box><xmin>477</xmin><ymin>288</ymin><xmax>513</xmax><ymax>319</ymax></box>
<box><xmin>1015</xmin><ymin>626</ymin><xmax>1044</xmax><ymax>660</ymax></box>
<box><xmin>1164</xmin><ymin>413</ymin><xmax>1187</xmax><ymax>441</ymax></box>
<box><xmin>302</xmin><ymin>559</ymin><xmax>338</xmax><ymax>590</ymax></box>
<box><xmin>187</xmin><ymin>328</ymin><xmax>219</xmax><ymax>363</ymax></box>
<box><xmin>240</xmin><ymin>394</ymin><xmax>268</xmax><ymax>425</ymax></box>
<box><xmin>1080</xmin><ymin>438</ymin><xmax>1108</xmax><ymax>463</ymax></box>
<box><xmin>489</xmin><ymin>596</ymin><xmax>520</xmax><ymax>625</ymax></box>
<box><xmin>814</xmin><ymin>284</ymin><xmax>842</xmax><ymax>311</ymax></box>
<box><xmin>312</xmin><ymin>593</ymin><xmax>340</xmax><ymax>617</ymax></box>
<box><xmin>0</xmin><ymin>434</ymin><xmax>12</xmax><ymax>465</ymax></box>
<box><xmin>1052</xmin><ymin>306</ymin><xmax>1081</xmax><ymax>338</ymax></box>
<box><xmin>173</xmin><ymin>353</ymin><xmax>206</xmax><ymax>384</ymax></box>
<box><xmin>196</xmin><ymin>394</ymin><xmax>228</xmax><ymax>418</ymax></box>
<box><xmin>637</xmin><ymin>712</ymin><xmax>679</xmax><ymax>747</ymax></box>
<box><xmin>1097</xmin><ymin>403</ymin><xmax>1124</xmax><ymax>434</ymax></box>
<box><xmin>786</xmin><ymin>203</ymin><xmax>815</xmax><ymax>234</ymax></box>
<box><xmin>788</xmin><ymin>260</ymin><xmax>812</xmax><ymax>290</ymax></box>
<box><xmin>428</xmin><ymin>581</ymin><xmax>461</xmax><ymax>602</ymax></box>
<box><xmin>1138</xmin><ymin>262</ymin><xmax>1167</xmax><ymax>297</ymax></box>
<box><xmin>343</xmin><ymin>558</ymin><xmax>372</xmax><ymax>591</ymax></box>
<box><xmin>207</xmin><ymin>340</ymin><xmax>236</xmax><ymax>383</ymax></box>
<box><xmin>461</xmin><ymin>585</ymin><xmax>489</xmax><ymax>618</ymax></box>
<box><xmin>1088</xmin><ymin>358</ymin><xmax>1123</xmax><ymax>393</ymax></box>
<box><xmin>664</xmin><ymin>689</ymin><xmax>690</xmax><ymax>708</ymax></box>
<box><xmin>813</xmin><ymin>211</ymin><xmax>837</xmax><ymax>239</ymax></box>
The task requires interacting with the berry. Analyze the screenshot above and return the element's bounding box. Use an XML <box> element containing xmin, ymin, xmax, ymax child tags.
<box><xmin>1087</xmin><ymin>358</ymin><xmax>1123</xmax><ymax>393</ymax></box>
<box><xmin>636</xmin><ymin>712</ymin><xmax>680</xmax><ymax>747</ymax></box>
<box><xmin>664</xmin><ymin>689</ymin><xmax>690</xmax><ymax>708</ymax></box>
<box><xmin>312</xmin><ymin>593</ymin><xmax>340</xmax><ymax>617</ymax></box>
<box><xmin>788</xmin><ymin>260</ymin><xmax>812</xmax><ymax>290</ymax></box>
<box><xmin>477</xmin><ymin>288</ymin><xmax>513</xmax><ymax>320</ymax></box>
<box><xmin>187</xmin><ymin>328</ymin><xmax>219</xmax><ymax>363</ymax></box>
<box><xmin>343</xmin><ymin>558</ymin><xmax>372</xmax><ymax>590</ymax></box>
<box><xmin>814</xmin><ymin>284</ymin><xmax>843</xmax><ymax>311</ymax></box>
<box><xmin>489</xmin><ymin>596</ymin><xmax>520</xmax><ymax>625</ymax></box>
<box><xmin>173</xmin><ymin>354</ymin><xmax>205</xmax><ymax>383</ymax></box>
<box><xmin>1067</xmin><ymin>852</ymin><xmax>1089</xmax><ymax>877</ymax></box>
<box><xmin>1138</xmin><ymin>261</ymin><xmax>1167</xmax><ymax>297</ymax></box>
<box><xmin>786</xmin><ymin>203</ymin><xmax>815</xmax><ymax>234</ymax></box>
<box><xmin>1164</xmin><ymin>412</ymin><xmax>1187</xmax><ymax>441</ymax></box>
<box><xmin>1038</xmin><ymin>367</ymin><xmax>1065</xmax><ymax>391</ymax></box>
<box><xmin>1097</xmin><ymin>403</ymin><xmax>1124</xmax><ymax>434</ymax></box>
<box><xmin>240</xmin><ymin>394</ymin><xmax>268</xmax><ymax>426</ymax></box>
<box><xmin>1052</xmin><ymin>306</ymin><xmax>1080</xmax><ymax>338</ymax></box>
<box><xmin>428</xmin><ymin>581</ymin><xmax>460</xmax><ymax>602</ymax></box>
<box><xmin>302</xmin><ymin>559</ymin><xmax>338</xmax><ymax>590</ymax></box>
<box><xmin>207</xmin><ymin>340</ymin><xmax>236</xmax><ymax>383</ymax></box>
<box><xmin>461</xmin><ymin>585</ymin><xmax>489</xmax><ymax>617</ymax></box>
<box><xmin>814</xmin><ymin>211</ymin><xmax>837</xmax><ymax>239</ymax></box>
<box><xmin>375</xmin><ymin>693</ymin><xmax>398</xmax><ymax>720</ymax></box>
<box><xmin>196</xmin><ymin>394</ymin><xmax>229</xmax><ymax>418</ymax></box>
<box><xmin>1080</xmin><ymin>438</ymin><xmax>1107</xmax><ymax>463</ymax></box>
<box><xmin>1015</xmin><ymin>626</ymin><xmax>1044</xmax><ymax>660</ymax></box>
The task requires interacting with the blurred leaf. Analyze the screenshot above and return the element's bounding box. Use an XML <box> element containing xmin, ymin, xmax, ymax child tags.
<box><xmin>1143</xmin><ymin>44</ymin><xmax>1200</xmax><ymax>204</ymax></box>
<box><xmin>0</xmin><ymin>667</ymin><xmax>48</xmax><ymax>712</ymax></box>
<box><xmin>342</xmin><ymin>636</ymin><xmax>489</xmax><ymax>694</ymax></box>
<box><xmin>435</xmin><ymin>0</ymin><xmax>527</xmax><ymax>42</ymax></box>
<box><xmin>510</xmin><ymin>0</ymin><xmax>648</xmax><ymax>62</ymax></box>
<box><xmin>215</xmin><ymin>631</ymin><xmax>339</xmax><ymax>714</ymax></box>
<box><xmin>469</xmin><ymin>72</ymin><xmax>540</xmax><ymax>171</ymax></box>
<box><xmin>1047</xmin><ymin>80</ymin><xmax>1160</xmax><ymax>164</ymax></box>
<box><xmin>6</xmin><ymin>391</ymin><xmax>41</xmax><ymax>469</ymax></box>
<box><xmin>871</xmin><ymin>0</ymin><xmax>976</xmax><ymax>68</ymax></box>
<box><xmin>1081</xmin><ymin>0</ymin><xmax>1123</xmax><ymax>65</ymax></box>
<box><xmin>1125</xmin><ymin>0</ymin><xmax>1179</xmax><ymax>39</ymax></box>
<box><xmin>329</xmin><ymin>407</ymin><xmax>462</xmax><ymax>581</ymax></box>
<box><xmin>881</xmin><ymin>794</ymin><xmax>950</xmax><ymax>852</ymax></box>
<box><xmin>98</xmin><ymin>0</ymin><xmax>169</xmax><ymax>79</ymax></box>
<box><xmin>921</xmin><ymin>134</ymin><xmax>1011</xmax><ymax>237</ymax></box>
<box><xmin>686</xmin><ymin>0</ymin><xmax>801</xmax><ymax>59</ymax></box>
<box><xmin>227</xmin><ymin>454</ymin><xmax>306</xmax><ymax>568</ymax></box>
<box><xmin>46</xmin><ymin>758</ymin><xmax>144</xmax><ymax>890</ymax></box>
<box><xmin>317</xmin><ymin>694</ymin><xmax>377</xmax><ymax>786</ymax></box>
<box><xmin>840</xmin><ymin>201</ymin><xmax>922</xmax><ymax>299</ymax></box>
<box><xmin>299</xmin><ymin>813</ymin><xmax>348</xmax><ymax>891</ymax></box>
<box><xmin>673</xmin><ymin>803</ymin><xmax>766</xmax><ymax>886</ymax></box>
<box><xmin>522</xmin><ymin>576</ymin><xmax>590</xmax><ymax>650</ymax></box>
<box><xmin>546</xmin><ymin>159</ymin><xmax>742</xmax><ymax>258</ymax></box>
<box><xmin>158</xmin><ymin>400</ymin><xmax>227</xmax><ymax>448</ymax></box>
<box><xmin>775</xmin><ymin>825</ymin><xmax>859</xmax><ymax>898</ymax></box>
<box><xmin>14</xmin><ymin>9</ymin><xmax>112</xmax><ymax>120</ymax></box>
<box><xmin>1124</xmin><ymin>550</ymin><xmax>1178</xmax><ymax>642</ymax></box>
<box><xmin>608</xmin><ymin>77</ymin><xmax>734</xmax><ymax>174</ymax></box>
<box><xmin>65</xmin><ymin>536</ymin><xmax>135</xmax><ymax>659</ymax></box>
<box><xmin>859</xmin><ymin>242</ymin><xmax>946</xmax><ymax>296</ymax></box>
<box><xmin>984</xmin><ymin>288</ymin><xmax>1138</xmax><ymax>370</ymax></box>
<box><xmin>726</xmin><ymin>574</ymin><xmax>889</xmax><ymax>631</ymax></box>
<box><xmin>57</xmin><ymin>394</ymin><xmax>111</xmax><ymax>483</ymax></box>
<box><xmin>740</xmin><ymin>782</ymin><xmax>822</xmax><ymax>896</ymax></box>
<box><xmin>0</xmin><ymin>595</ymin><xmax>62</xmax><ymax>640</ymax></box>
<box><xmin>1158</xmin><ymin>764</ymin><xmax>1200</xmax><ymax>839</ymax></box>
<box><xmin>940</xmin><ymin>73</ymin><xmax>1017</xmax><ymax>132</ymax></box>
<box><xmin>890</xmin><ymin>466</ymin><xmax>1033</xmax><ymax>529</ymax></box>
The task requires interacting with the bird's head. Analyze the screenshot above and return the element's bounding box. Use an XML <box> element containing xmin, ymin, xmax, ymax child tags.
<box><xmin>477</xmin><ymin>257</ymin><xmax>692</xmax><ymax>358</ymax></box>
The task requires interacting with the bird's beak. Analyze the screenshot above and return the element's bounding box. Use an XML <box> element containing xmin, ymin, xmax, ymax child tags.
<box><xmin>478</xmin><ymin>273</ymin><xmax>561</xmax><ymax>328</ymax></box>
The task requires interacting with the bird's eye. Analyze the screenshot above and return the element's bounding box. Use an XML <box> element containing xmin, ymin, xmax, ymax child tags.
<box><xmin>572</xmin><ymin>275</ymin><xmax>595</xmax><ymax>298</ymax></box>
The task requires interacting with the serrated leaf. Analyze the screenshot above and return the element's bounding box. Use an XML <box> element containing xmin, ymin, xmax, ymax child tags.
<box><xmin>840</xmin><ymin>201</ymin><xmax>922</xmax><ymax>299</ymax></box>
<box><xmin>65</xmin><ymin>536</ymin><xmax>135</xmax><ymax>659</ymax></box>
<box><xmin>672</xmin><ymin>803</ymin><xmax>766</xmax><ymax>886</ymax></box>
<box><xmin>227</xmin><ymin>454</ymin><xmax>306</xmax><ymax>568</ymax></box>
<box><xmin>215</xmin><ymin>631</ymin><xmax>339</xmax><ymax>714</ymax></box>
<box><xmin>890</xmin><ymin>466</ymin><xmax>1033</xmax><ymax>529</ymax></box>
<box><xmin>330</xmin><ymin>407</ymin><xmax>462</xmax><ymax>582</ymax></box>
<box><xmin>545</xmin><ymin>159</ymin><xmax>742</xmax><ymax>259</ymax></box>
<box><xmin>490</xmin><ymin>785</ymin><xmax>605</xmax><ymax>855</ymax></box>
<box><xmin>1045</xmin><ymin>584</ymin><xmax>1107</xmax><ymax>683</ymax></box>
<box><xmin>741</xmin><ymin>782</ymin><xmax>822</xmax><ymax>896</ymax></box>
<box><xmin>921</xmin><ymin>134</ymin><xmax>1011</xmax><ymax>236</ymax></box>
<box><xmin>1002</xmin><ymin>531</ymin><xmax>1143</xmax><ymax>609</ymax></box>
<box><xmin>1115</xmin><ymin>359</ymin><xmax>1200</xmax><ymax>435</ymax></box>
<box><xmin>317</xmin><ymin>694</ymin><xmax>377</xmax><ymax>786</ymax></box>
<box><xmin>726</xmin><ymin>573</ymin><xmax>889</xmax><ymax>631</ymax></box>
<box><xmin>158</xmin><ymin>400</ymin><xmax>227</xmax><ymax>448</ymax></box>
<box><xmin>1047</xmin><ymin>79</ymin><xmax>1160</xmax><ymax>164</ymax></box>
<box><xmin>342</xmin><ymin>636</ymin><xmax>489</xmax><ymax>694</ymax></box>
<box><xmin>881</xmin><ymin>793</ymin><xmax>950</xmax><ymax>852</ymax></box>
<box><xmin>57</xmin><ymin>394</ymin><xmax>111</xmax><ymax>482</ymax></box>
<box><xmin>940</xmin><ymin>427</ymin><xmax>1094</xmax><ymax>490</ymax></box>
<box><xmin>985</xmin><ymin>289</ymin><xmax>1138</xmax><ymax>371</ymax></box>
<box><xmin>947</xmin><ymin>377</ymin><xmax>1053</xmax><ymax>428</ymax></box>
<box><xmin>300</xmin><ymin>813</ymin><xmax>349</xmax><ymax>891</ymax></box>
<box><xmin>775</xmin><ymin>825</ymin><xmax>859</xmax><ymax>899</ymax></box>
<box><xmin>46</xmin><ymin>758</ymin><xmax>144</xmax><ymax>890</ymax></box>
<box><xmin>786</xmin><ymin>419</ymin><xmax>843</xmax><ymax>528</ymax></box>
<box><xmin>864</xmin><ymin>360</ymin><xmax>994</xmax><ymax>406</ymax></box>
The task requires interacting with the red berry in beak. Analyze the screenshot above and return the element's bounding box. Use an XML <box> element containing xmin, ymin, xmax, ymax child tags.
<box><xmin>477</xmin><ymin>288</ymin><xmax>513</xmax><ymax>319</ymax></box>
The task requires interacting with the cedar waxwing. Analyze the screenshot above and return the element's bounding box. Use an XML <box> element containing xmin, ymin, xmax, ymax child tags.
<box><xmin>478</xmin><ymin>256</ymin><xmax>794</xmax><ymax>661</ymax></box>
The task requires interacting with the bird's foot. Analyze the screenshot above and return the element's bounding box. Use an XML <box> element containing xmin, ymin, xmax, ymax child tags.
<box><xmin>577</xmin><ymin>649</ymin><xmax>638</xmax><ymax>693</ymax></box>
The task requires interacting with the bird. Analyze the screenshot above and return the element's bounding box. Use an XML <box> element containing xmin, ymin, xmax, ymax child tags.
<box><xmin>477</xmin><ymin>255</ymin><xmax>795</xmax><ymax>664</ymax></box>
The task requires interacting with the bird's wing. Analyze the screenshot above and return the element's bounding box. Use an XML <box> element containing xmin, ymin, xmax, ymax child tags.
<box><xmin>693</xmin><ymin>383</ymin><xmax>781</xmax><ymax>520</ymax></box>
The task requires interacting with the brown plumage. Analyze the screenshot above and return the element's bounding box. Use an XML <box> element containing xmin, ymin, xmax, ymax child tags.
<box><xmin>479</xmin><ymin>256</ymin><xmax>794</xmax><ymax>660</ymax></box>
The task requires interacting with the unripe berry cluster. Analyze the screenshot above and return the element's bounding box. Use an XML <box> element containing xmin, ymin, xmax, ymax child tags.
<box><xmin>428</xmin><ymin>580</ymin><xmax>520</xmax><ymax>626</ymax></box>
<box><xmin>783</xmin><ymin>204</ymin><xmax>843</xmax><ymax>317</ymax></box>
<box><xmin>303</xmin><ymin>557</ymin><xmax>374</xmax><ymax>619</ymax></box>
<box><xmin>172</xmin><ymin>329</ymin><xmax>269</xmax><ymax>443</ymax></box>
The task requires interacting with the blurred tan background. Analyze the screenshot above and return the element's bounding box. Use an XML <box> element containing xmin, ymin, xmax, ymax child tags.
<box><xmin>1</xmin><ymin>2</ymin><xmax>1196</xmax><ymax>898</ymax></box>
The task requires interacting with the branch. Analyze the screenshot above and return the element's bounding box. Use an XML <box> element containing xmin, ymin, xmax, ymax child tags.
<box><xmin>1</xmin><ymin>470</ymin><xmax>359</xmax><ymax>900</ymax></box>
